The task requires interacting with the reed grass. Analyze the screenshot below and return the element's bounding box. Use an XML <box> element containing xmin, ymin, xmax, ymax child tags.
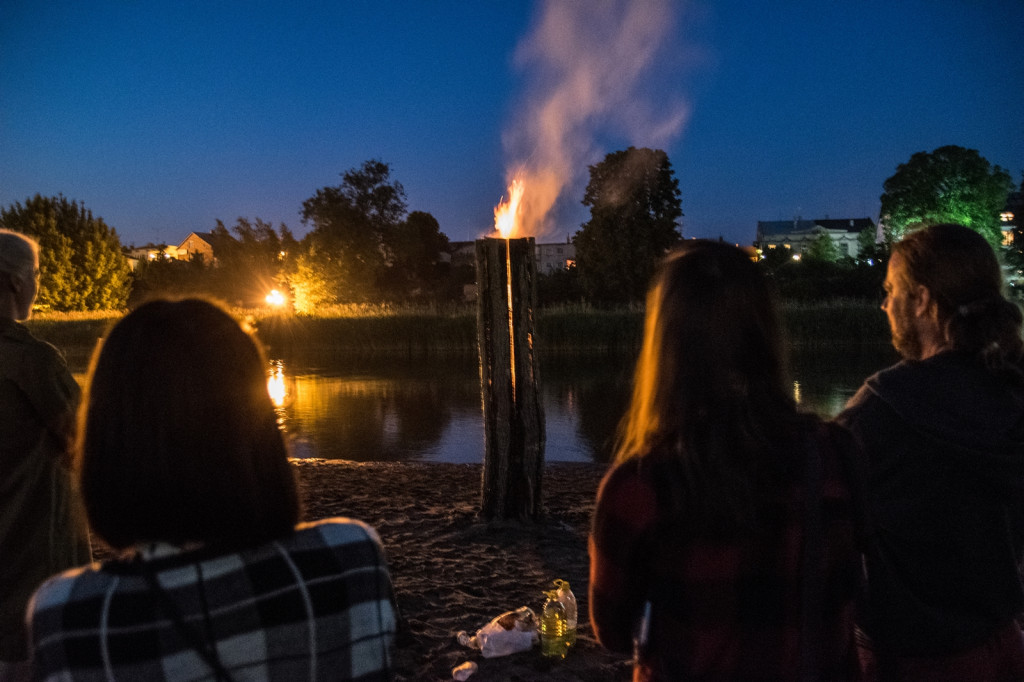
<box><xmin>252</xmin><ymin>311</ymin><xmax>477</xmax><ymax>358</ymax></box>
<box><xmin>252</xmin><ymin>300</ymin><xmax>887</xmax><ymax>357</ymax></box>
<box><xmin>536</xmin><ymin>305</ymin><xmax>644</xmax><ymax>355</ymax></box>
<box><xmin>24</xmin><ymin>311</ymin><xmax>121</xmax><ymax>348</ymax></box>
<box><xmin>26</xmin><ymin>299</ymin><xmax>891</xmax><ymax>362</ymax></box>
<box><xmin>781</xmin><ymin>298</ymin><xmax>889</xmax><ymax>349</ymax></box>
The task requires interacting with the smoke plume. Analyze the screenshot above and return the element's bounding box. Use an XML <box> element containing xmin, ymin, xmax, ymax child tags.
<box><xmin>502</xmin><ymin>0</ymin><xmax>690</xmax><ymax>238</ymax></box>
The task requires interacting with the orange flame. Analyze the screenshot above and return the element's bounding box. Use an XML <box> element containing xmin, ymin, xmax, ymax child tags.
<box><xmin>493</xmin><ymin>177</ymin><xmax>525</xmax><ymax>239</ymax></box>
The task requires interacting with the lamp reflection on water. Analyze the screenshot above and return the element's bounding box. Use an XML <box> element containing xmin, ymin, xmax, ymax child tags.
<box><xmin>267</xmin><ymin>360</ymin><xmax>289</xmax><ymax>409</ymax></box>
<box><xmin>266</xmin><ymin>360</ymin><xmax>317</xmax><ymax>458</ymax></box>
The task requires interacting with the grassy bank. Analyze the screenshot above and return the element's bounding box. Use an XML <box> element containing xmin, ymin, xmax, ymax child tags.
<box><xmin>25</xmin><ymin>299</ymin><xmax>890</xmax><ymax>361</ymax></box>
<box><xmin>253</xmin><ymin>299</ymin><xmax>890</xmax><ymax>356</ymax></box>
<box><xmin>782</xmin><ymin>298</ymin><xmax>889</xmax><ymax>348</ymax></box>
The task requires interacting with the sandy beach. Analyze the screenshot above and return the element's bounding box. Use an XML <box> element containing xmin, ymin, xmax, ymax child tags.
<box><xmin>292</xmin><ymin>459</ymin><xmax>631</xmax><ymax>682</ymax></box>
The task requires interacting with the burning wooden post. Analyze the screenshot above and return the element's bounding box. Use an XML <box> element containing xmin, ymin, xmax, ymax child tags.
<box><xmin>475</xmin><ymin>236</ymin><xmax>545</xmax><ymax>522</ymax></box>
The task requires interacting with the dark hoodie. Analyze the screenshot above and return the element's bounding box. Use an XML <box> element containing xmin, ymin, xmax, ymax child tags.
<box><xmin>836</xmin><ymin>350</ymin><xmax>1024</xmax><ymax>657</ymax></box>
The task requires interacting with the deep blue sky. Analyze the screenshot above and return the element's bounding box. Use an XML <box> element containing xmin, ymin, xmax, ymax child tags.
<box><xmin>2</xmin><ymin>0</ymin><xmax>1022</xmax><ymax>248</ymax></box>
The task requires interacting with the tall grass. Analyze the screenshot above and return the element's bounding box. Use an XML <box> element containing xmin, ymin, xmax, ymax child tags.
<box><xmin>25</xmin><ymin>310</ymin><xmax>121</xmax><ymax>348</ymax></box>
<box><xmin>26</xmin><ymin>300</ymin><xmax>891</xmax><ymax>364</ymax></box>
<box><xmin>253</xmin><ymin>310</ymin><xmax>477</xmax><ymax>358</ymax></box>
<box><xmin>252</xmin><ymin>300</ymin><xmax>887</xmax><ymax>358</ymax></box>
<box><xmin>536</xmin><ymin>305</ymin><xmax>644</xmax><ymax>355</ymax></box>
<box><xmin>781</xmin><ymin>298</ymin><xmax>889</xmax><ymax>348</ymax></box>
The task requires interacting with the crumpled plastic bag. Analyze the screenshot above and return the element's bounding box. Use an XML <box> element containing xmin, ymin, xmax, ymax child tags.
<box><xmin>456</xmin><ymin>606</ymin><xmax>539</xmax><ymax>658</ymax></box>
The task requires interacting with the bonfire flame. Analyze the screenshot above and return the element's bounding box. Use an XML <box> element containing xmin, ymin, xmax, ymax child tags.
<box><xmin>494</xmin><ymin>177</ymin><xmax>525</xmax><ymax>239</ymax></box>
<box><xmin>491</xmin><ymin>176</ymin><xmax>527</xmax><ymax>399</ymax></box>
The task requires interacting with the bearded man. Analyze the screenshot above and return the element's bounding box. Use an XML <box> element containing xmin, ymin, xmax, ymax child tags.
<box><xmin>837</xmin><ymin>223</ymin><xmax>1024</xmax><ymax>681</ymax></box>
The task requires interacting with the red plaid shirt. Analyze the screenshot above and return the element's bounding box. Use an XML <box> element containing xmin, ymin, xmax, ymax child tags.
<box><xmin>589</xmin><ymin>423</ymin><xmax>862</xmax><ymax>681</ymax></box>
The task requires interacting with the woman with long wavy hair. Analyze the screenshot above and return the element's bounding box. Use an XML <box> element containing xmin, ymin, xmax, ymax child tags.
<box><xmin>589</xmin><ymin>240</ymin><xmax>862</xmax><ymax>681</ymax></box>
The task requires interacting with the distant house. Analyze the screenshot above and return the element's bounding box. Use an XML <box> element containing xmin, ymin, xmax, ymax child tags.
<box><xmin>124</xmin><ymin>243</ymin><xmax>177</xmax><ymax>271</ymax></box>
<box><xmin>175</xmin><ymin>231</ymin><xmax>236</xmax><ymax>265</ymax></box>
<box><xmin>445</xmin><ymin>236</ymin><xmax>576</xmax><ymax>301</ymax></box>
<box><xmin>445</xmin><ymin>241</ymin><xmax>477</xmax><ymax>269</ymax></box>
<box><xmin>1001</xmin><ymin>189</ymin><xmax>1024</xmax><ymax>245</ymax></box>
<box><xmin>535</xmin><ymin>239</ymin><xmax>576</xmax><ymax>273</ymax></box>
<box><xmin>756</xmin><ymin>217</ymin><xmax>877</xmax><ymax>259</ymax></box>
<box><xmin>445</xmin><ymin>238</ymin><xmax>576</xmax><ymax>274</ymax></box>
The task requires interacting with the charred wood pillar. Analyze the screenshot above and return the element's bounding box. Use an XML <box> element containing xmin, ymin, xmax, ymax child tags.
<box><xmin>475</xmin><ymin>237</ymin><xmax>545</xmax><ymax>522</ymax></box>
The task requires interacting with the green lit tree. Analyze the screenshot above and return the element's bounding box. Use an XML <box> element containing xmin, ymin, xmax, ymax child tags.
<box><xmin>0</xmin><ymin>194</ymin><xmax>131</xmax><ymax>310</ymax></box>
<box><xmin>574</xmin><ymin>147</ymin><xmax>683</xmax><ymax>303</ymax></box>
<box><xmin>880</xmin><ymin>145</ymin><xmax>1014</xmax><ymax>247</ymax></box>
<box><xmin>289</xmin><ymin>248</ymin><xmax>341</xmax><ymax>313</ymax></box>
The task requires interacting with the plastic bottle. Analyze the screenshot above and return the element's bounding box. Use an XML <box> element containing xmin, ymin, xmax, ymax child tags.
<box><xmin>539</xmin><ymin>590</ymin><xmax>567</xmax><ymax>658</ymax></box>
<box><xmin>553</xmin><ymin>579</ymin><xmax>577</xmax><ymax>647</ymax></box>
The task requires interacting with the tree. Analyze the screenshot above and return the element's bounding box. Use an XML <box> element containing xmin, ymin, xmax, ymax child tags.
<box><xmin>290</xmin><ymin>248</ymin><xmax>340</xmax><ymax>313</ymax></box>
<box><xmin>574</xmin><ymin>147</ymin><xmax>683</xmax><ymax>303</ymax></box>
<box><xmin>536</xmin><ymin>266</ymin><xmax>583</xmax><ymax>306</ymax></box>
<box><xmin>210</xmin><ymin>218</ymin><xmax>295</xmax><ymax>305</ymax></box>
<box><xmin>299</xmin><ymin>160</ymin><xmax>408</xmax><ymax>303</ymax></box>
<box><xmin>127</xmin><ymin>218</ymin><xmax>296</xmax><ymax>306</ymax></box>
<box><xmin>804</xmin><ymin>230</ymin><xmax>840</xmax><ymax>262</ymax></box>
<box><xmin>880</xmin><ymin>145</ymin><xmax>1014</xmax><ymax>247</ymax></box>
<box><xmin>379</xmin><ymin>210</ymin><xmax>450</xmax><ymax>301</ymax></box>
<box><xmin>128</xmin><ymin>255</ymin><xmax>211</xmax><ymax>306</ymax></box>
<box><xmin>0</xmin><ymin>194</ymin><xmax>130</xmax><ymax>310</ymax></box>
<box><xmin>855</xmin><ymin>225</ymin><xmax>889</xmax><ymax>266</ymax></box>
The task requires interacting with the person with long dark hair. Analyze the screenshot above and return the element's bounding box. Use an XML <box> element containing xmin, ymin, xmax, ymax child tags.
<box><xmin>837</xmin><ymin>223</ymin><xmax>1024</xmax><ymax>680</ymax></box>
<box><xmin>27</xmin><ymin>298</ymin><xmax>397</xmax><ymax>682</ymax></box>
<box><xmin>589</xmin><ymin>240</ymin><xmax>862</xmax><ymax>680</ymax></box>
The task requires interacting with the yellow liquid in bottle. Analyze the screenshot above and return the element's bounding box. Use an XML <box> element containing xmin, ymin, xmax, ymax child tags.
<box><xmin>540</xmin><ymin>600</ymin><xmax>567</xmax><ymax>658</ymax></box>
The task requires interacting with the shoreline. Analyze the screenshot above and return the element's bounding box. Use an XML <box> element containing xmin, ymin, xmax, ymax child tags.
<box><xmin>292</xmin><ymin>459</ymin><xmax>631</xmax><ymax>681</ymax></box>
<box><xmin>28</xmin><ymin>300</ymin><xmax>892</xmax><ymax>361</ymax></box>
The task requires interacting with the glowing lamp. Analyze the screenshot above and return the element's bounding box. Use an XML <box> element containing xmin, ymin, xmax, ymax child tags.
<box><xmin>265</xmin><ymin>289</ymin><xmax>286</xmax><ymax>306</ymax></box>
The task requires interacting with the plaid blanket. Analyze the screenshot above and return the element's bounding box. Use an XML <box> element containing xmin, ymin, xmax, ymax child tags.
<box><xmin>29</xmin><ymin>518</ymin><xmax>396</xmax><ymax>681</ymax></box>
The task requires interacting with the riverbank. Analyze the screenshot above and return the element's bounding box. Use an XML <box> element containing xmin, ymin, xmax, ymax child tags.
<box><xmin>28</xmin><ymin>299</ymin><xmax>890</xmax><ymax>361</ymax></box>
<box><xmin>293</xmin><ymin>460</ymin><xmax>632</xmax><ymax>681</ymax></box>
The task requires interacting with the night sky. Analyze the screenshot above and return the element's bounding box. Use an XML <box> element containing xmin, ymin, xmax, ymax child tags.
<box><xmin>2</xmin><ymin>0</ymin><xmax>1021</xmax><ymax>248</ymax></box>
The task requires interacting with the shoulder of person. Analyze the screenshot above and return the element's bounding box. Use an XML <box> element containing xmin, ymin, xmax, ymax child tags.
<box><xmin>293</xmin><ymin>517</ymin><xmax>387</xmax><ymax>551</ymax></box>
<box><xmin>0</xmin><ymin>319</ymin><xmax>30</xmax><ymax>353</ymax></box>
<box><xmin>29</xmin><ymin>563</ymin><xmax>102</xmax><ymax>615</ymax></box>
<box><xmin>0</xmin><ymin>320</ymin><xmax>66</xmax><ymax>364</ymax></box>
<box><xmin>595</xmin><ymin>453</ymin><xmax>666</xmax><ymax>519</ymax></box>
<box><xmin>834</xmin><ymin>360</ymin><xmax>909</xmax><ymax>427</ymax></box>
<box><xmin>598</xmin><ymin>455</ymin><xmax>651</xmax><ymax>496</ymax></box>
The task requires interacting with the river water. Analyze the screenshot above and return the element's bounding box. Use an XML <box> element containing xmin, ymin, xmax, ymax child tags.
<box><xmin>258</xmin><ymin>347</ymin><xmax>896</xmax><ymax>464</ymax></box>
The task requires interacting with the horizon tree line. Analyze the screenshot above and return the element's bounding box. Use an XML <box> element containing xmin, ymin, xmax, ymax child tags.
<box><xmin>1</xmin><ymin>145</ymin><xmax>1019</xmax><ymax>312</ymax></box>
